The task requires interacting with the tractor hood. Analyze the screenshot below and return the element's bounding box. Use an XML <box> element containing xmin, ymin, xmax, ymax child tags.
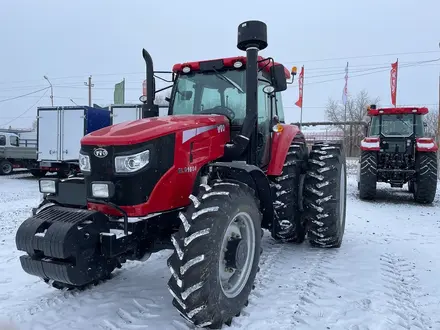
<box><xmin>81</xmin><ymin>114</ymin><xmax>230</xmax><ymax>146</ymax></box>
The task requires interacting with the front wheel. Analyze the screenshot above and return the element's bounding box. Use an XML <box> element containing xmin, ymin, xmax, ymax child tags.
<box><xmin>0</xmin><ymin>160</ymin><xmax>13</xmax><ymax>175</ymax></box>
<box><xmin>167</xmin><ymin>180</ymin><xmax>262</xmax><ymax>328</ymax></box>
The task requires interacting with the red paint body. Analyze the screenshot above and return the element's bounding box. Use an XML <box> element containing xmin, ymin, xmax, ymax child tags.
<box><xmin>82</xmin><ymin>115</ymin><xmax>230</xmax><ymax>217</ymax></box>
<box><xmin>266</xmin><ymin>124</ymin><xmax>301</xmax><ymax>176</ymax></box>
<box><xmin>415</xmin><ymin>137</ymin><xmax>439</xmax><ymax>152</ymax></box>
<box><xmin>359</xmin><ymin>137</ymin><xmax>380</xmax><ymax>151</ymax></box>
<box><xmin>367</xmin><ymin>107</ymin><xmax>428</xmax><ymax>116</ymax></box>
<box><xmin>172</xmin><ymin>56</ymin><xmax>291</xmax><ymax>79</ymax></box>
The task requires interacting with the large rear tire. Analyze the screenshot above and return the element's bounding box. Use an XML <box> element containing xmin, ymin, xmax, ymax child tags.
<box><xmin>167</xmin><ymin>180</ymin><xmax>262</xmax><ymax>329</ymax></box>
<box><xmin>359</xmin><ymin>151</ymin><xmax>377</xmax><ymax>200</ymax></box>
<box><xmin>269</xmin><ymin>140</ymin><xmax>308</xmax><ymax>243</ymax></box>
<box><xmin>303</xmin><ymin>142</ymin><xmax>346</xmax><ymax>248</ymax></box>
<box><xmin>413</xmin><ymin>152</ymin><xmax>437</xmax><ymax>204</ymax></box>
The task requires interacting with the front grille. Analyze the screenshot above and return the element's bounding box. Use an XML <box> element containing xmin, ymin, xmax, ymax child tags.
<box><xmin>81</xmin><ymin>134</ymin><xmax>175</xmax><ymax>206</ymax></box>
<box><xmin>380</xmin><ymin>138</ymin><xmax>411</xmax><ymax>154</ymax></box>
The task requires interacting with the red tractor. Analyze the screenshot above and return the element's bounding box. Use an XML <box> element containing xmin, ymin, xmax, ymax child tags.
<box><xmin>15</xmin><ymin>21</ymin><xmax>347</xmax><ymax>328</ymax></box>
<box><xmin>357</xmin><ymin>105</ymin><xmax>438</xmax><ymax>203</ymax></box>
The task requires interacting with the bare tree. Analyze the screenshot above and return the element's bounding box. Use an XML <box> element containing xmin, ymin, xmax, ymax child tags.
<box><xmin>424</xmin><ymin>107</ymin><xmax>438</xmax><ymax>138</ymax></box>
<box><xmin>325</xmin><ymin>89</ymin><xmax>380</xmax><ymax>156</ymax></box>
<box><xmin>154</xmin><ymin>89</ymin><xmax>172</xmax><ymax>106</ymax></box>
<box><xmin>325</xmin><ymin>89</ymin><xmax>380</xmax><ymax>127</ymax></box>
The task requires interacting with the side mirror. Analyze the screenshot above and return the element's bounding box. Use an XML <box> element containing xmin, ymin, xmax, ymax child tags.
<box><xmin>270</xmin><ymin>64</ymin><xmax>287</xmax><ymax>92</ymax></box>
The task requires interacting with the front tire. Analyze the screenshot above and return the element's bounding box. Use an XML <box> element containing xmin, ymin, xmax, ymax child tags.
<box><xmin>303</xmin><ymin>142</ymin><xmax>347</xmax><ymax>248</ymax></box>
<box><xmin>167</xmin><ymin>180</ymin><xmax>262</xmax><ymax>328</ymax></box>
<box><xmin>413</xmin><ymin>152</ymin><xmax>437</xmax><ymax>204</ymax></box>
<box><xmin>359</xmin><ymin>151</ymin><xmax>377</xmax><ymax>200</ymax></box>
<box><xmin>0</xmin><ymin>160</ymin><xmax>13</xmax><ymax>175</ymax></box>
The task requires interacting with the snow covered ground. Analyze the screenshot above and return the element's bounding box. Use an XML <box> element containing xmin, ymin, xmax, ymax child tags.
<box><xmin>0</xmin><ymin>165</ymin><xmax>439</xmax><ymax>330</ymax></box>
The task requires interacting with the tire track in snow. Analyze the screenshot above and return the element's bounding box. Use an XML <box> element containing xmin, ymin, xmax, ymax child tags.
<box><xmin>380</xmin><ymin>253</ymin><xmax>431</xmax><ymax>330</ymax></box>
<box><xmin>8</xmin><ymin>253</ymin><xmax>189</xmax><ymax>330</ymax></box>
<box><xmin>231</xmin><ymin>234</ymin><xmax>340</xmax><ymax>329</ymax></box>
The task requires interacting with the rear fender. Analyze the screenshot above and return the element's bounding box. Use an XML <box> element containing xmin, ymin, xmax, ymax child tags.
<box><xmin>266</xmin><ymin>124</ymin><xmax>302</xmax><ymax>176</ymax></box>
<box><xmin>360</xmin><ymin>137</ymin><xmax>380</xmax><ymax>151</ymax></box>
<box><xmin>416</xmin><ymin>138</ymin><xmax>439</xmax><ymax>152</ymax></box>
<box><xmin>210</xmin><ymin>162</ymin><xmax>274</xmax><ymax>230</ymax></box>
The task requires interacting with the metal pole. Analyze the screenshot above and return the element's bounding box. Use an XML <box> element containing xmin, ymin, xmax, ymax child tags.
<box><xmin>300</xmin><ymin>67</ymin><xmax>304</xmax><ymax>130</ymax></box>
<box><xmin>43</xmin><ymin>75</ymin><xmax>53</xmax><ymax>106</ymax></box>
<box><xmin>84</xmin><ymin>75</ymin><xmax>94</xmax><ymax>107</ymax></box>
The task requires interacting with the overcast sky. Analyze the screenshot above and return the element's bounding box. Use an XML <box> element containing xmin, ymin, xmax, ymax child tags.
<box><xmin>0</xmin><ymin>0</ymin><xmax>439</xmax><ymax>129</ymax></box>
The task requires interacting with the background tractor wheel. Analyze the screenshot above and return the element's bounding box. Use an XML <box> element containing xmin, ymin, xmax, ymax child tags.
<box><xmin>167</xmin><ymin>180</ymin><xmax>262</xmax><ymax>329</ymax></box>
<box><xmin>413</xmin><ymin>152</ymin><xmax>437</xmax><ymax>204</ymax></box>
<box><xmin>359</xmin><ymin>151</ymin><xmax>377</xmax><ymax>200</ymax></box>
<box><xmin>269</xmin><ymin>140</ymin><xmax>308</xmax><ymax>243</ymax></box>
<box><xmin>303</xmin><ymin>142</ymin><xmax>347</xmax><ymax>248</ymax></box>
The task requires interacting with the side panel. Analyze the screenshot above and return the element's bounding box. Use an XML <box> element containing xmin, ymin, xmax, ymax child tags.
<box><xmin>37</xmin><ymin>109</ymin><xmax>59</xmax><ymax>161</ymax></box>
<box><xmin>111</xmin><ymin>106</ymin><xmax>140</xmax><ymax>125</ymax></box>
<box><xmin>3</xmin><ymin>147</ymin><xmax>37</xmax><ymax>160</ymax></box>
<box><xmin>60</xmin><ymin>109</ymin><xmax>86</xmax><ymax>161</ymax></box>
<box><xmin>88</xmin><ymin>123</ymin><xmax>230</xmax><ymax>216</ymax></box>
<box><xmin>266</xmin><ymin>124</ymin><xmax>301</xmax><ymax>176</ymax></box>
<box><xmin>85</xmin><ymin>107</ymin><xmax>111</xmax><ymax>133</ymax></box>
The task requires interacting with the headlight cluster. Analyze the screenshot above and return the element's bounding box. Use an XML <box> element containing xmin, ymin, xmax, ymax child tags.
<box><xmin>79</xmin><ymin>153</ymin><xmax>91</xmax><ymax>172</ymax></box>
<box><xmin>91</xmin><ymin>182</ymin><xmax>115</xmax><ymax>198</ymax></box>
<box><xmin>39</xmin><ymin>179</ymin><xmax>58</xmax><ymax>194</ymax></box>
<box><xmin>115</xmin><ymin>150</ymin><xmax>150</xmax><ymax>173</ymax></box>
<box><xmin>78</xmin><ymin>150</ymin><xmax>150</xmax><ymax>174</ymax></box>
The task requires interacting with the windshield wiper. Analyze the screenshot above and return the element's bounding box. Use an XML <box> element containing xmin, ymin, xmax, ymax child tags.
<box><xmin>212</xmin><ymin>68</ymin><xmax>244</xmax><ymax>94</ymax></box>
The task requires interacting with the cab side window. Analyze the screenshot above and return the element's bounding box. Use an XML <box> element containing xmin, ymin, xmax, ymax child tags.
<box><xmin>0</xmin><ymin>135</ymin><xmax>6</xmax><ymax>146</ymax></box>
<box><xmin>275</xmin><ymin>92</ymin><xmax>285</xmax><ymax>123</ymax></box>
<box><xmin>257</xmin><ymin>82</ymin><xmax>270</xmax><ymax>124</ymax></box>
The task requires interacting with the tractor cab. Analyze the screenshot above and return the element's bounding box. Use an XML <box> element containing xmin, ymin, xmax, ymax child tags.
<box><xmin>167</xmin><ymin>56</ymin><xmax>292</xmax><ymax>166</ymax></box>
<box><xmin>366</xmin><ymin>105</ymin><xmax>426</xmax><ymax>138</ymax></box>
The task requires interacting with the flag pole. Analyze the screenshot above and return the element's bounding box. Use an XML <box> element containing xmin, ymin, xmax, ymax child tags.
<box><xmin>395</xmin><ymin>58</ymin><xmax>398</xmax><ymax>107</ymax></box>
<box><xmin>300</xmin><ymin>66</ymin><xmax>304</xmax><ymax>130</ymax></box>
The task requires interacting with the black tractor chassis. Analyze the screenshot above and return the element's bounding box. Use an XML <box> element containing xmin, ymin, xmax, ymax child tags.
<box><xmin>376</xmin><ymin>136</ymin><xmax>416</xmax><ymax>187</ymax></box>
<box><xmin>16</xmin><ymin>180</ymin><xmax>179</xmax><ymax>288</ymax></box>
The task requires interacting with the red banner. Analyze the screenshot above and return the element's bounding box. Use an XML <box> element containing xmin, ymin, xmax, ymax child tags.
<box><xmin>295</xmin><ymin>66</ymin><xmax>304</xmax><ymax>108</ymax></box>
<box><xmin>390</xmin><ymin>60</ymin><xmax>398</xmax><ymax>106</ymax></box>
<box><xmin>142</xmin><ymin>79</ymin><xmax>147</xmax><ymax>96</ymax></box>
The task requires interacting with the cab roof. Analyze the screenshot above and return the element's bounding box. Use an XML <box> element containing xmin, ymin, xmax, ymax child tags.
<box><xmin>172</xmin><ymin>56</ymin><xmax>291</xmax><ymax>79</ymax></box>
<box><xmin>367</xmin><ymin>107</ymin><xmax>429</xmax><ymax>116</ymax></box>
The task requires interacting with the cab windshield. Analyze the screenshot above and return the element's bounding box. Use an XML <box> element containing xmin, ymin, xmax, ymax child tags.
<box><xmin>170</xmin><ymin>70</ymin><xmax>248</xmax><ymax>125</ymax></box>
<box><xmin>369</xmin><ymin>114</ymin><xmax>423</xmax><ymax>137</ymax></box>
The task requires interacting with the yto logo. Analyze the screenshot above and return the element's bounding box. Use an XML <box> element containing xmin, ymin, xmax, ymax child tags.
<box><xmin>94</xmin><ymin>148</ymin><xmax>108</xmax><ymax>158</ymax></box>
<box><xmin>217</xmin><ymin>124</ymin><xmax>226</xmax><ymax>133</ymax></box>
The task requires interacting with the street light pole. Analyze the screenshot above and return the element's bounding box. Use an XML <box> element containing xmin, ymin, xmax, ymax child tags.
<box><xmin>43</xmin><ymin>75</ymin><xmax>54</xmax><ymax>106</ymax></box>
